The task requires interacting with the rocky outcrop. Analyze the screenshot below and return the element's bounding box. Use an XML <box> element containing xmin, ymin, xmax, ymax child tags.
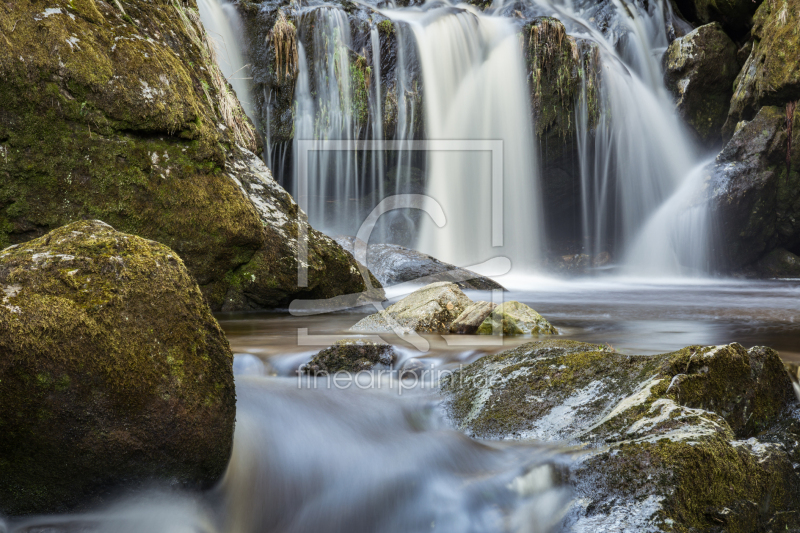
<box><xmin>723</xmin><ymin>0</ymin><xmax>800</xmax><ymax>138</ymax></box>
<box><xmin>351</xmin><ymin>281</ymin><xmax>471</xmax><ymax>333</ymax></box>
<box><xmin>674</xmin><ymin>0</ymin><xmax>764</xmax><ymax>37</ymax></box>
<box><xmin>705</xmin><ymin>106</ymin><xmax>800</xmax><ymax>270</ymax></box>
<box><xmin>0</xmin><ymin>0</ymin><xmax>373</xmax><ymax>312</ymax></box>
<box><xmin>300</xmin><ymin>340</ymin><xmax>397</xmax><ymax>375</ymax></box>
<box><xmin>664</xmin><ymin>23</ymin><xmax>740</xmax><ymax>146</ymax></box>
<box><xmin>335</xmin><ymin>237</ymin><xmax>504</xmax><ymax>291</ymax></box>
<box><xmin>441</xmin><ymin>340</ymin><xmax>799</xmax><ymax>530</ymax></box>
<box><xmin>0</xmin><ymin>221</ymin><xmax>236</xmax><ymax>515</ymax></box>
<box><xmin>475</xmin><ymin>301</ymin><xmax>557</xmax><ymax>335</ymax></box>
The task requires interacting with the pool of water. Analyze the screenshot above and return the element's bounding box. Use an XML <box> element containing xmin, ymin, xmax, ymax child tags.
<box><xmin>219</xmin><ymin>277</ymin><xmax>800</xmax><ymax>374</ymax></box>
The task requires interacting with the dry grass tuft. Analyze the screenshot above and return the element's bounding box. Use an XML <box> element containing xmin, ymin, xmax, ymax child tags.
<box><xmin>268</xmin><ymin>11</ymin><xmax>298</xmax><ymax>83</ymax></box>
<box><xmin>172</xmin><ymin>0</ymin><xmax>257</xmax><ymax>151</ymax></box>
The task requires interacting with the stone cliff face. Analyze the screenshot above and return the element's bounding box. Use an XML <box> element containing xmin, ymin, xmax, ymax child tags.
<box><xmin>0</xmin><ymin>0</ymin><xmax>379</xmax><ymax>311</ymax></box>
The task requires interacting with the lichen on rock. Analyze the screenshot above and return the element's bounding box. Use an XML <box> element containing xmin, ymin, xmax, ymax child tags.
<box><xmin>0</xmin><ymin>220</ymin><xmax>236</xmax><ymax>516</ymax></box>
<box><xmin>475</xmin><ymin>301</ymin><xmax>557</xmax><ymax>336</ymax></box>
<box><xmin>440</xmin><ymin>340</ymin><xmax>800</xmax><ymax>530</ymax></box>
<box><xmin>300</xmin><ymin>339</ymin><xmax>397</xmax><ymax>375</ymax></box>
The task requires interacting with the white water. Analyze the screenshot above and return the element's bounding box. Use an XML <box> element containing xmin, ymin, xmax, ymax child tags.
<box><xmin>197</xmin><ymin>0</ymin><xmax>254</xmax><ymax>120</ymax></box>
<box><xmin>392</xmin><ymin>6</ymin><xmax>545</xmax><ymax>270</ymax></box>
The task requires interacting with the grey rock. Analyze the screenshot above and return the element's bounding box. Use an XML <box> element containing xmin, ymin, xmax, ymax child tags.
<box><xmin>475</xmin><ymin>301</ymin><xmax>558</xmax><ymax>335</ymax></box>
<box><xmin>351</xmin><ymin>282</ymin><xmax>472</xmax><ymax>333</ymax></box>
<box><xmin>449</xmin><ymin>301</ymin><xmax>497</xmax><ymax>334</ymax></box>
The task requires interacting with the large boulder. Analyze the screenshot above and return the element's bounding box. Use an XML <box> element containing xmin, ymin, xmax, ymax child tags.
<box><xmin>0</xmin><ymin>220</ymin><xmax>236</xmax><ymax>515</ymax></box>
<box><xmin>351</xmin><ymin>282</ymin><xmax>471</xmax><ymax>333</ymax></box>
<box><xmin>0</xmin><ymin>0</ymin><xmax>374</xmax><ymax>312</ymax></box>
<box><xmin>440</xmin><ymin>341</ymin><xmax>799</xmax><ymax>530</ymax></box>
<box><xmin>663</xmin><ymin>23</ymin><xmax>740</xmax><ymax>147</ymax></box>
<box><xmin>335</xmin><ymin>237</ymin><xmax>504</xmax><ymax>291</ymax></box>
<box><xmin>723</xmin><ymin>0</ymin><xmax>800</xmax><ymax>138</ymax></box>
<box><xmin>705</xmin><ymin>106</ymin><xmax>800</xmax><ymax>270</ymax></box>
<box><xmin>752</xmin><ymin>247</ymin><xmax>800</xmax><ymax>276</ymax></box>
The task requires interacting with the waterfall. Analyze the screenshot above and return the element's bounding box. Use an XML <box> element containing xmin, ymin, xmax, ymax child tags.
<box><xmin>393</xmin><ymin>6</ymin><xmax>544</xmax><ymax>269</ymax></box>
<box><xmin>196</xmin><ymin>0</ymin><xmax>254</xmax><ymax>121</ymax></box>
<box><xmin>199</xmin><ymin>0</ymin><xmax>713</xmax><ymax>278</ymax></box>
<box><xmin>519</xmin><ymin>0</ymin><xmax>706</xmax><ymax>275</ymax></box>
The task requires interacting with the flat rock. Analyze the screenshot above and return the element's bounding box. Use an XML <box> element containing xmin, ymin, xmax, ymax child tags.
<box><xmin>350</xmin><ymin>281</ymin><xmax>472</xmax><ymax>333</ymax></box>
<box><xmin>335</xmin><ymin>237</ymin><xmax>504</xmax><ymax>291</ymax></box>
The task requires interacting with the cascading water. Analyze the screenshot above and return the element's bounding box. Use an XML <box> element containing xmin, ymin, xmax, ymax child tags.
<box><xmin>392</xmin><ymin>6</ymin><xmax>545</xmax><ymax>270</ymax></box>
<box><xmin>197</xmin><ymin>0</ymin><xmax>255</xmax><ymax>120</ymax></box>
<box><xmin>504</xmin><ymin>0</ymin><xmax>708</xmax><ymax>275</ymax></box>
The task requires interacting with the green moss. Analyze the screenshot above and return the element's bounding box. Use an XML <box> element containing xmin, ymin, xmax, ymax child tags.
<box><xmin>0</xmin><ymin>220</ymin><xmax>235</xmax><ymax>515</ymax></box>
<box><xmin>302</xmin><ymin>339</ymin><xmax>396</xmax><ymax>374</ymax></box>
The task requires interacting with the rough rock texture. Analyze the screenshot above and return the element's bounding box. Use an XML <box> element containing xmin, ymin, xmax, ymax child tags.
<box><xmin>0</xmin><ymin>221</ymin><xmax>235</xmax><ymax>515</ymax></box>
<box><xmin>752</xmin><ymin>247</ymin><xmax>800</xmax><ymax>276</ymax></box>
<box><xmin>440</xmin><ymin>341</ymin><xmax>799</xmax><ymax>530</ymax></box>
<box><xmin>723</xmin><ymin>0</ymin><xmax>800</xmax><ymax>138</ymax></box>
<box><xmin>674</xmin><ymin>0</ymin><xmax>764</xmax><ymax>37</ymax></box>
<box><xmin>0</xmin><ymin>0</ymin><xmax>374</xmax><ymax>312</ymax></box>
<box><xmin>351</xmin><ymin>281</ymin><xmax>471</xmax><ymax>333</ymax></box>
<box><xmin>449</xmin><ymin>301</ymin><xmax>497</xmax><ymax>334</ymax></box>
<box><xmin>335</xmin><ymin>237</ymin><xmax>504</xmax><ymax>291</ymax></box>
<box><xmin>475</xmin><ymin>301</ymin><xmax>558</xmax><ymax>335</ymax></box>
<box><xmin>300</xmin><ymin>340</ymin><xmax>397</xmax><ymax>375</ymax></box>
<box><xmin>664</xmin><ymin>23</ymin><xmax>740</xmax><ymax>146</ymax></box>
<box><xmin>705</xmin><ymin>106</ymin><xmax>800</xmax><ymax>270</ymax></box>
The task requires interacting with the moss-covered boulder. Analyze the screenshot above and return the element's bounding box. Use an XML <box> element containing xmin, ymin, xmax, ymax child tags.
<box><xmin>0</xmin><ymin>0</ymin><xmax>374</xmax><ymax>312</ymax></box>
<box><xmin>440</xmin><ymin>341</ymin><xmax>800</xmax><ymax>530</ymax></box>
<box><xmin>475</xmin><ymin>301</ymin><xmax>557</xmax><ymax>336</ymax></box>
<box><xmin>0</xmin><ymin>220</ymin><xmax>235</xmax><ymax>515</ymax></box>
<box><xmin>663</xmin><ymin>23</ymin><xmax>740</xmax><ymax>147</ymax></box>
<box><xmin>723</xmin><ymin>0</ymin><xmax>800</xmax><ymax>138</ymax></box>
<box><xmin>300</xmin><ymin>340</ymin><xmax>397</xmax><ymax>375</ymax></box>
<box><xmin>706</xmin><ymin>105</ymin><xmax>800</xmax><ymax>271</ymax></box>
<box><xmin>351</xmin><ymin>282</ymin><xmax>471</xmax><ymax>333</ymax></box>
<box><xmin>674</xmin><ymin>0</ymin><xmax>764</xmax><ymax>37</ymax></box>
<box><xmin>752</xmin><ymin>247</ymin><xmax>800</xmax><ymax>276</ymax></box>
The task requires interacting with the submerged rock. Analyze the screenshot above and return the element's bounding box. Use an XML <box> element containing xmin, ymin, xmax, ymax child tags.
<box><xmin>723</xmin><ymin>0</ymin><xmax>800</xmax><ymax>137</ymax></box>
<box><xmin>335</xmin><ymin>237</ymin><xmax>504</xmax><ymax>291</ymax></box>
<box><xmin>449</xmin><ymin>301</ymin><xmax>497</xmax><ymax>334</ymax></box>
<box><xmin>663</xmin><ymin>23</ymin><xmax>739</xmax><ymax>147</ymax></box>
<box><xmin>475</xmin><ymin>301</ymin><xmax>558</xmax><ymax>335</ymax></box>
<box><xmin>440</xmin><ymin>340</ymin><xmax>799</xmax><ymax>530</ymax></box>
<box><xmin>301</xmin><ymin>340</ymin><xmax>397</xmax><ymax>375</ymax></box>
<box><xmin>0</xmin><ymin>0</ymin><xmax>372</xmax><ymax>312</ymax></box>
<box><xmin>351</xmin><ymin>282</ymin><xmax>472</xmax><ymax>333</ymax></box>
<box><xmin>0</xmin><ymin>221</ymin><xmax>236</xmax><ymax>515</ymax></box>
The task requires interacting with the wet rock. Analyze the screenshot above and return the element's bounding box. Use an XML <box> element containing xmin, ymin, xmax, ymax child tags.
<box><xmin>351</xmin><ymin>282</ymin><xmax>471</xmax><ymax>333</ymax></box>
<box><xmin>674</xmin><ymin>0</ymin><xmax>764</xmax><ymax>37</ymax></box>
<box><xmin>752</xmin><ymin>247</ymin><xmax>800</xmax><ymax>277</ymax></box>
<box><xmin>441</xmin><ymin>341</ymin><xmax>800</xmax><ymax>530</ymax></box>
<box><xmin>400</xmin><ymin>358</ymin><xmax>428</xmax><ymax>379</ymax></box>
<box><xmin>0</xmin><ymin>221</ymin><xmax>236</xmax><ymax>515</ymax></box>
<box><xmin>705</xmin><ymin>106</ymin><xmax>800</xmax><ymax>270</ymax></box>
<box><xmin>663</xmin><ymin>23</ymin><xmax>739</xmax><ymax>147</ymax></box>
<box><xmin>0</xmin><ymin>0</ymin><xmax>372</xmax><ymax>312</ymax></box>
<box><xmin>723</xmin><ymin>0</ymin><xmax>800</xmax><ymax>138</ymax></box>
<box><xmin>475</xmin><ymin>301</ymin><xmax>558</xmax><ymax>335</ymax></box>
<box><xmin>301</xmin><ymin>340</ymin><xmax>397</xmax><ymax>375</ymax></box>
<box><xmin>449</xmin><ymin>301</ymin><xmax>497</xmax><ymax>334</ymax></box>
<box><xmin>335</xmin><ymin>237</ymin><xmax>504</xmax><ymax>291</ymax></box>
